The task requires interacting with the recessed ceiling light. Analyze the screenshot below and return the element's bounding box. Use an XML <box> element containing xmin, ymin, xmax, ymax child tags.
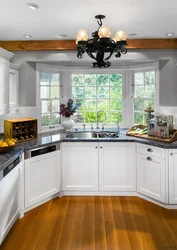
<box><xmin>166</xmin><ymin>32</ymin><xmax>174</xmax><ymax>37</ymax></box>
<box><xmin>23</xmin><ymin>35</ymin><xmax>32</xmax><ymax>38</ymax></box>
<box><xmin>26</xmin><ymin>3</ymin><xmax>39</xmax><ymax>10</ymax></box>
<box><xmin>56</xmin><ymin>34</ymin><xmax>68</xmax><ymax>38</ymax></box>
<box><xmin>128</xmin><ymin>33</ymin><xmax>137</xmax><ymax>37</ymax></box>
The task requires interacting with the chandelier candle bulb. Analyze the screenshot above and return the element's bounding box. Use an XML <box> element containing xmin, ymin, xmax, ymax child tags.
<box><xmin>76</xmin><ymin>15</ymin><xmax>127</xmax><ymax>68</ymax></box>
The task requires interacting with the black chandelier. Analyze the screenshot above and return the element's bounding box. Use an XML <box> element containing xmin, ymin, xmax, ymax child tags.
<box><xmin>76</xmin><ymin>15</ymin><xmax>128</xmax><ymax>68</ymax></box>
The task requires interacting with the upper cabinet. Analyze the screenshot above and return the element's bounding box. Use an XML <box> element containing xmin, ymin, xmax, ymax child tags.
<box><xmin>0</xmin><ymin>48</ymin><xmax>14</xmax><ymax>115</ymax></box>
<box><xmin>9</xmin><ymin>63</ymin><xmax>20</xmax><ymax>112</ymax></box>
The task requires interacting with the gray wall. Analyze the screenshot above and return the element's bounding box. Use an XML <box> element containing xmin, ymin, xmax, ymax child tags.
<box><xmin>10</xmin><ymin>50</ymin><xmax>177</xmax><ymax>107</ymax></box>
<box><xmin>19</xmin><ymin>62</ymin><xmax>36</xmax><ymax>106</ymax></box>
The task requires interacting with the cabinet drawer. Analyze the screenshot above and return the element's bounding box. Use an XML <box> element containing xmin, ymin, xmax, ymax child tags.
<box><xmin>137</xmin><ymin>143</ymin><xmax>166</xmax><ymax>159</ymax></box>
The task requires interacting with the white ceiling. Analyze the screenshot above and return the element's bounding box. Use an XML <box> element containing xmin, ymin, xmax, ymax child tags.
<box><xmin>0</xmin><ymin>0</ymin><xmax>177</xmax><ymax>41</ymax></box>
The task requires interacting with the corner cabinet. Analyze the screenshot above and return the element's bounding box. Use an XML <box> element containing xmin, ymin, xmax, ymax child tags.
<box><xmin>61</xmin><ymin>142</ymin><xmax>98</xmax><ymax>191</ymax></box>
<box><xmin>137</xmin><ymin>144</ymin><xmax>166</xmax><ymax>203</ymax></box>
<box><xmin>9</xmin><ymin>64</ymin><xmax>20</xmax><ymax>112</ymax></box>
<box><xmin>0</xmin><ymin>48</ymin><xmax>14</xmax><ymax>115</ymax></box>
<box><xmin>99</xmin><ymin>142</ymin><xmax>136</xmax><ymax>191</ymax></box>
<box><xmin>169</xmin><ymin>150</ymin><xmax>177</xmax><ymax>204</ymax></box>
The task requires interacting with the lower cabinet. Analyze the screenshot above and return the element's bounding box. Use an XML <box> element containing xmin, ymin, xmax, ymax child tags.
<box><xmin>25</xmin><ymin>150</ymin><xmax>61</xmax><ymax>208</ymax></box>
<box><xmin>62</xmin><ymin>142</ymin><xmax>136</xmax><ymax>192</ymax></box>
<box><xmin>169</xmin><ymin>150</ymin><xmax>177</xmax><ymax>204</ymax></box>
<box><xmin>137</xmin><ymin>152</ymin><xmax>166</xmax><ymax>203</ymax></box>
<box><xmin>62</xmin><ymin>142</ymin><xmax>98</xmax><ymax>191</ymax></box>
<box><xmin>99</xmin><ymin>142</ymin><xmax>136</xmax><ymax>191</ymax></box>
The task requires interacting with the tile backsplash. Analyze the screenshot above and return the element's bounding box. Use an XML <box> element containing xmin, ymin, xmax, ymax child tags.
<box><xmin>0</xmin><ymin>107</ymin><xmax>38</xmax><ymax>133</ymax></box>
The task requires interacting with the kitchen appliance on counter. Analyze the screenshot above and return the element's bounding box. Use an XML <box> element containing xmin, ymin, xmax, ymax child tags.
<box><xmin>147</xmin><ymin>114</ymin><xmax>173</xmax><ymax>138</ymax></box>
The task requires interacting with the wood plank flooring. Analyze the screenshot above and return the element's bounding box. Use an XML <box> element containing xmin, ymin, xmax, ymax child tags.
<box><xmin>1</xmin><ymin>196</ymin><xmax>177</xmax><ymax>250</ymax></box>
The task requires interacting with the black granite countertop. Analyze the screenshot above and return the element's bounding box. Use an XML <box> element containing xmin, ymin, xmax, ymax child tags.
<box><xmin>1</xmin><ymin>128</ymin><xmax>177</xmax><ymax>171</ymax></box>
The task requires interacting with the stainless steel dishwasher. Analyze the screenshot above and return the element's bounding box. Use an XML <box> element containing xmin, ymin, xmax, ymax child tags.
<box><xmin>24</xmin><ymin>143</ymin><xmax>61</xmax><ymax>209</ymax></box>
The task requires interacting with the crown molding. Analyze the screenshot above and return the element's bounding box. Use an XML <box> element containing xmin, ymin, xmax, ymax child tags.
<box><xmin>0</xmin><ymin>39</ymin><xmax>177</xmax><ymax>51</ymax></box>
<box><xmin>0</xmin><ymin>47</ymin><xmax>14</xmax><ymax>59</ymax></box>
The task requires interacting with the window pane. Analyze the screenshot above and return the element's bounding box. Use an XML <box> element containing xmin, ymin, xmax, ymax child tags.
<box><xmin>41</xmin><ymin>100</ymin><xmax>52</xmax><ymax>113</ymax></box>
<box><xmin>85</xmin><ymin>100</ymin><xmax>97</xmax><ymax>110</ymax></box>
<box><xmin>72</xmin><ymin>74</ymin><xmax>84</xmax><ymax>86</ymax></box>
<box><xmin>145</xmin><ymin>85</ymin><xmax>155</xmax><ymax>98</ymax></box>
<box><xmin>110</xmin><ymin>99</ymin><xmax>122</xmax><ymax>110</ymax></box>
<box><xmin>96</xmin><ymin>74</ymin><xmax>109</xmax><ymax>86</ymax></box>
<box><xmin>110</xmin><ymin>112</ymin><xmax>122</xmax><ymax>123</ymax></box>
<box><xmin>51</xmin><ymin>86</ymin><xmax>60</xmax><ymax>98</ymax></box>
<box><xmin>84</xmin><ymin>112</ymin><xmax>96</xmax><ymax>123</ymax></box>
<box><xmin>51</xmin><ymin>74</ymin><xmax>59</xmax><ymax>85</ymax></box>
<box><xmin>98</xmin><ymin>100</ymin><xmax>109</xmax><ymax>111</ymax></box>
<box><xmin>85</xmin><ymin>87</ymin><xmax>96</xmax><ymax>99</ymax></box>
<box><xmin>135</xmin><ymin>73</ymin><xmax>144</xmax><ymax>85</ymax></box>
<box><xmin>110</xmin><ymin>74</ymin><xmax>122</xmax><ymax>86</ymax></box>
<box><xmin>51</xmin><ymin>113</ymin><xmax>60</xmax><ymax>125</ymax></box>
<box><xmin>41</xmin><ymin>114</ymin><xmax>51</xmax><ymax>126</ymax></box>
<box><xmin>134</xmin><ymin>99</ymin><xmax>144</xmax><ymax>111</ymax></box>
<box><xmin>40</xmin><ymin>86</ymin><xmax>50</xmax><ymax>98</ymax></box>
<box><xmin>135</xmin><ymin>86</ymin><xmax>144</xmax><ymax>98</ymax></box>
<box><xmin>145</xmin><ymin>71</ymin><xmax>155</xmax><ymax>84</ymax></box>
<box><xmin>40</xmin><ymin>73</ymin><xmax>50</xmax><ymax>85</ymax></box>
<box><xmin>134</xmin><ymin>112</ymin><xmax>143</xmax><ymax>124</ymax></box>
<box><xmin>110</xmin><ymin>86</ymin><xmax>122</xmax><ymax>98</ymax></box>
<box><xmin>85</xmin><ymin>74</ymin><xmax>96</xmax><ymax>86</ymax></box>
<box><xmin>98</xmin><ymin>87</ymin><xmax>109</xmax><ymax>98</ymax></box>
<box><xmin>72</xmin><ymin>87</ymin><xmax>84</xmax><ymax>98</ymax></box>
<box><xmin>52</xmin><ymin>100</ymin><xmax>60</xmax><ymax>112</ymax></box>
<box><xmin>144</xmin><ymin>100</ymin><xmax>155</xmax><ymax>110</ymax></box>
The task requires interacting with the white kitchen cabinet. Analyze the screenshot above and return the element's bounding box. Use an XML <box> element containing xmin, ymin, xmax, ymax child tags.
<box><xmin>25</xmin><ymin>150</ymin><xmax>61</xmax><ymax>209</ymax></box>
<box><xmin>62</xmin><ymin>142</ymin><xmax>98</xmax><ymax>191</ymax></box>
<box><xmin>9</xmin><ymin>64</ymin><xmax>20</xmax><ymax>111</ymax></box>
<box><xmin>169</xmin><ymin>150</ymin><xmax>177</xmax><ymax>204</ymax></box>
<box><xmin>0</xmin><ymin>155</ymin><xmax>23</xmax><ymax>245</ymax></box>
<box><xmin>99</xmin><ymin>142</ymin><xmax>136</xmax><ymax>191</ymax></box>
<box><xmin>0</xmin><ymin>48</ymin><xmax>14</xmax><ymax>115</ymax></box>
<box><xmin>137</xmin><ymin>144</ymin><xmax>166</xmax><ymax>203</ymax></box>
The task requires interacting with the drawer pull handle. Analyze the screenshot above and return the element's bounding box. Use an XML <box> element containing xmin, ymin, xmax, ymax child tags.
<box><xmin>147</xmin><ymin>148</ymin><xmax>153</xmax><ymax>152</ymax></box>
<box><xmin>147</xmin><ymin>157</ymin><xmax>152</xmax><ymax>161</ymax></box>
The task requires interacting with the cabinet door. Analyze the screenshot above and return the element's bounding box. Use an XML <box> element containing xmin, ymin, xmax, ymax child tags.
<box><xmin>25</xmin><ymin>151</ymin><xmax>61</xmax><ymax>208</ymax></box>
<box><xmin>9</xmin><ymin>68</ymin><xmax>19</xmax><ymax>110</ymax></box>
<box><xmin>0</xmin><ymin>57</ymin><xmax>9</xmax><ymax>115</ymax></box>
<box><xmin>62</xmin><ymin>142</ymin><xmax>98</xmax><ymax>191</ymax></box>
<box><xmin>0</xmin><ymin>162</ymin><xmax>22</xmax><ymax>245</ymax></box>
<box><xmin>137</xmin><ymin>153</ymin><xmax>166</xmax><ymax>203</ymax></box>
<box><xmin>99</xmin><ymin>142</ymin><xmax>136</xmax><ymax>191</ymax></box>
<box><xmin>169</xmin><ymin>151</ymin><xmax>177</xmax><ymax>204</ymax></box>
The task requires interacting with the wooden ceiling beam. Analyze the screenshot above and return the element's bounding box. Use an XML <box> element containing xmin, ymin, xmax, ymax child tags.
<box><xmin>0</xmin><ymin>39</ymin><xmax>177</xmax><ymax>51</ymax></box>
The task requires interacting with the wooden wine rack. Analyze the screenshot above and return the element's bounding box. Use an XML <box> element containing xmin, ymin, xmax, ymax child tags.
<box><xmin>4</xmin><ymin>118</ymin><xmax>37</xmax><ymax>142</ymax></box>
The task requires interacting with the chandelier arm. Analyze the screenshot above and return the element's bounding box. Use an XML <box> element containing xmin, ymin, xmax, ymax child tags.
<box><xmin>86</xmin><ymin>51</ymin><xmax>97</xmax><ymax>61</ymax></box>
<box><xmin>104</xmin><ymin>50</ymin><xmax>115</xmax><ymax>61</ymax></box>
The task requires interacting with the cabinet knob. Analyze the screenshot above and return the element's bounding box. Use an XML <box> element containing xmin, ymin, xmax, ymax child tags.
<box><xmin>147</xmin><ymin>157</ymin><xmax>152</xmax><ymax>161</ymax></box>
<box><xmin>95</xmin><ymin>146</ymin><xmax>98</xmax><ymax>149</ymax></box>
<box><xmin>100</xmin><ymin>146</ymin><xmax>102</xmax><ymax>149</ymax></box>
<box><xmin>170</xmin><ymin>153</ymin><xmax>173</xmax><ymax>156</ymax></box>
<box><xmin>147</xmin><ymin>148</ymin><xmax>153</xmax><ymax>152</ymax></box>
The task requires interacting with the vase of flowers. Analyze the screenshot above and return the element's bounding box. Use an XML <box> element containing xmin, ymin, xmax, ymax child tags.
<box><xmin>59</xmin><ymin>99</ymin><xmax>80</xmax><ymax>130</ymax></box>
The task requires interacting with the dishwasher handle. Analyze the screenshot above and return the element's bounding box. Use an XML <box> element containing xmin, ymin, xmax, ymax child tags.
<box><xmin>24</xmin><ymin>143</ymin><xmax>60</xmax><ymax>159</ymax></box>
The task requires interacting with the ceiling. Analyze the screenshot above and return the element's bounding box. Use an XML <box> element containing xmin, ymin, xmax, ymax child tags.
<box><xmin>0</xmin><ymin>0</ymin><xmax>177</xmax><ymax>41</ymax></box>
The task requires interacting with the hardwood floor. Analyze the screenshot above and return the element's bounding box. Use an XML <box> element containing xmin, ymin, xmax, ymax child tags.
<box><xmin>1</xmin><ymin>196</ymin><xmax>177</xmax><ymax>250</ymax></box>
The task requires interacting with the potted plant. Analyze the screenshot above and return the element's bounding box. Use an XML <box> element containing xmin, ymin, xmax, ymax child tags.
<box><xmin>59</xmin><ymin>99</ymin><xmax>80</xmax><ymax>130</ymax></box>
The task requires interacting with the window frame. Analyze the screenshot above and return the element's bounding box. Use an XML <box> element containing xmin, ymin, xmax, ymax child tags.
<box><xmin>36</xmin><ymin>63</ymin><xmax>63</xmax><ymax>132</ymax></box>
<box><xmin>36</xmin><ymin>62</ymin><xmax>159</xmax><ymax>132</ymax></box>
<box><xmin>67</xmin><ymin>68</ymin><xmax>127</xmax><ymax>128</ymax></box>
